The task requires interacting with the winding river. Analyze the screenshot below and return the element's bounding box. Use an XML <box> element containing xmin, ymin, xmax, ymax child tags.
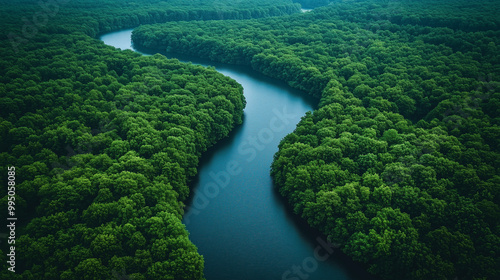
<box><xmin>100</xmin><ymin>29</ymin><xmax>375</xmax><ymax>280</ymax></box>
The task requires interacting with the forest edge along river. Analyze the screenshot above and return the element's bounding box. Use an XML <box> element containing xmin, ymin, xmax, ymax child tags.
<box><xmin>100</xmin><ymin>28</ymin><xmax>376</xmax><ymax>280</ymax></box>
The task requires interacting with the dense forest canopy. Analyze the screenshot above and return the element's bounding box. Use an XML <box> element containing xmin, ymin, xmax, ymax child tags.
<box><xmin>3</xmin><ymin>0</ymin><xmax>301</xmax><ymax>42</ymax></box>
<box><xmin>0</xmin><ymin>0</ymin><xmax>499</xmax><ymax>279</ymax></box>
<box><xmin>131</xmin><ymin>0</ymin><xmax>500</xmax><ymax>279</ymax></box>
<box><xmin>0</xmin><ymin>0</ymin><xmax>305</xmax><ymax>279</ymax></box>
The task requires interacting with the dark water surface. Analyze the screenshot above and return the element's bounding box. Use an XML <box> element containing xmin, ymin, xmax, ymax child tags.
<box><xmin>100</xmin><ymin>29</ymin><xmax>374</xmax><ymax>280</ymax></box>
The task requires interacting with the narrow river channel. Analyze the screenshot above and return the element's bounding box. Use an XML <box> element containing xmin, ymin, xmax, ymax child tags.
<box><xmin>100</xmin><ymin>29</ymin><xmax>375</xmax><ymax>280</ymax></box>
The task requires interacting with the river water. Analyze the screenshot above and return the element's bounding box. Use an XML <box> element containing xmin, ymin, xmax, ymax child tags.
<box><xmin>100</xmin><ymin>29</ymin><xmax>374</xmax><ymax>280</ymax></box>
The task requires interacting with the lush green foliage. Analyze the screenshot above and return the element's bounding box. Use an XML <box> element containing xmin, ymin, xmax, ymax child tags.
<box><xmin>131</xmin><ymin>0</ymin><xmax>500</xmax><ymax>279</ymax></box>
<box><xmin>0</xmin><ymin>33</ymin><xmax>244</xmax><ymax>279</ymax></box>
<box><xmin>0</xmin><ymin>0</ymin><xmax>303</xmax><ymax>279</ymax></box>
<box><xmin>1</xmin><ymin>0</ymin><xmax>499</xmax><ymax>279</ymax></box>
<box><xmin>3</xmin><ymin>0</ymin><xmax>300</xmax><ymax>38</ymax></box>
<box><xmin>132</xmin><ymin>0</ymin><xmax>499</xmax><ymax>119</ymax></box>
<box><xmin>273</xmin><ymin>83</ymin><xmax>499</xmax><ymax>279</ymax></box>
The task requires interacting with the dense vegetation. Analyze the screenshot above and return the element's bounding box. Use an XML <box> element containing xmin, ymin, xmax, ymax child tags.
<box><xmin>1</xmin><ymin>34</ymin><xmax>244</xmax><ymax>280</ymax></box>
<box><xmin>1</xmin><ymin>0</ymin><xmax>499</xmax><ymax>279</ymax></box>
<box><xmin>131</xmin><ymin>0</ymin><xmax>500</xmax><ymax>279</ymax></box>
<box><xmin>0</xmin><ymin>0</ymin><xmax>303</xmax><ymax>279</ymax></box>
<box><xmin>3</xmin><ymin>0</ymin><xmax>300</xmax><ymax>40</ymax></box>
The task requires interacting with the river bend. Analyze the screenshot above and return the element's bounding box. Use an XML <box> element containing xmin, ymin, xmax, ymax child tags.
<box><xmin>100</xmin><ymin>29</ymin><xmax>374</xmax><ymax>280</ymax></box>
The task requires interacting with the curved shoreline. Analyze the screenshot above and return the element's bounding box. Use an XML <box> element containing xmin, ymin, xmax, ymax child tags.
<box><xmin>100</xmin><ymin>28</ymin><xmax>375</xmax><ymax>280</ymax></box>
